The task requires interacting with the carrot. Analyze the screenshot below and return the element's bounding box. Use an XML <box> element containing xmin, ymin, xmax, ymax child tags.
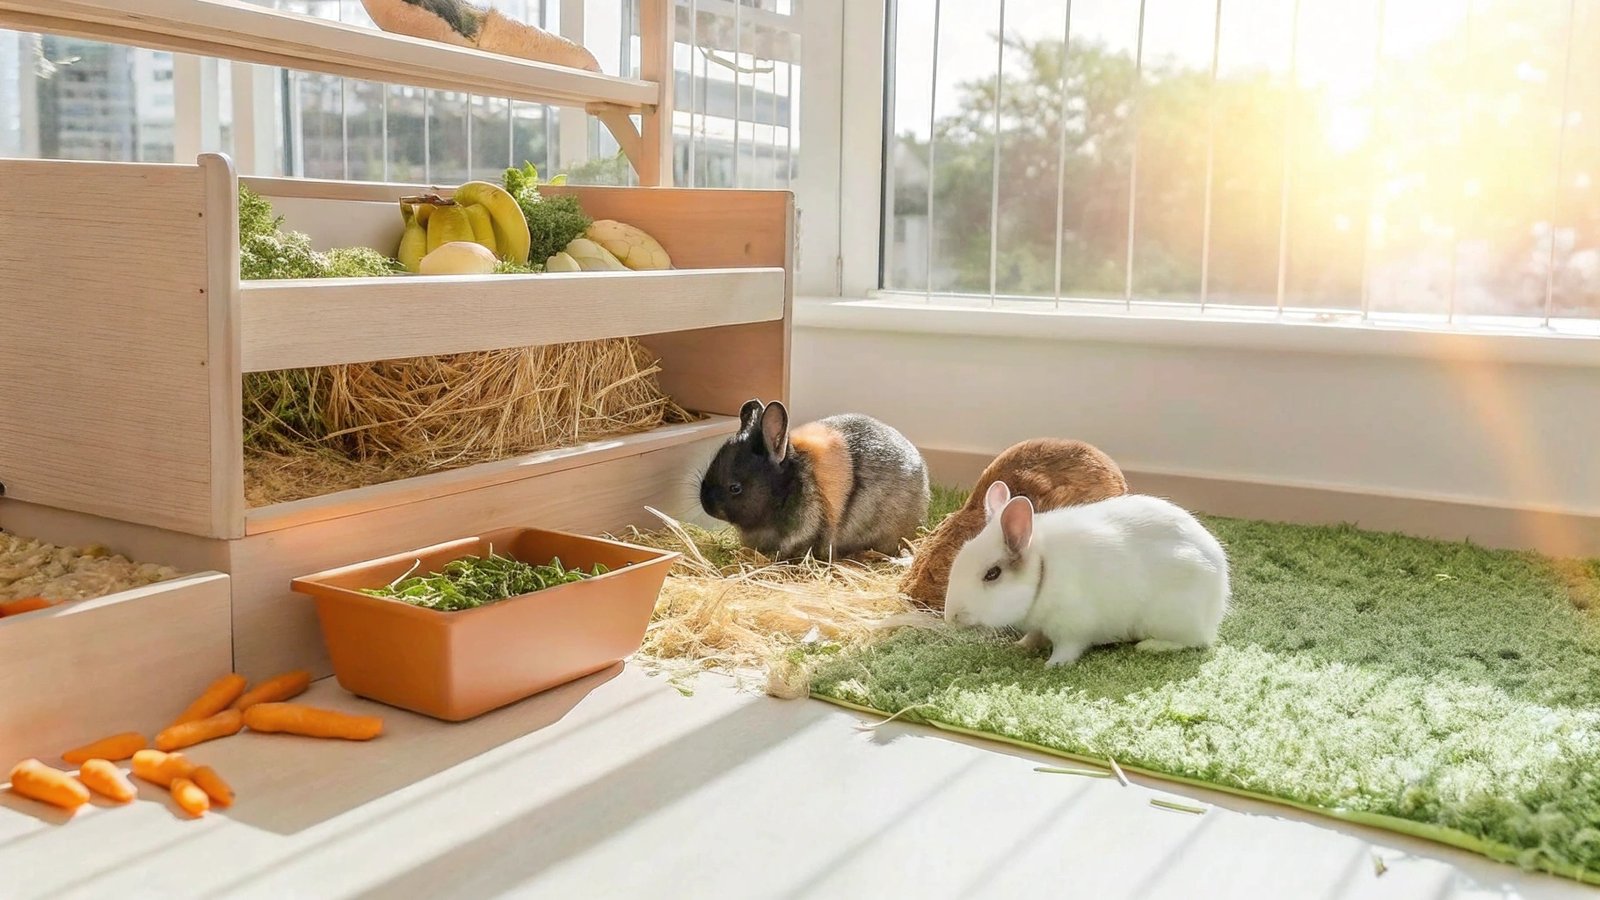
<box><xmin>170</xmin><ymin>673</ymin><xmax>248</xmax><ymax>726</ymax></box>
<box><xmin>155</xmin><ymin>709</ymin><xmax>243</xmax><ymax>751</ymax></box>
<box><xmin>231</xmin><ymin>670</ymin><xmax>312</xmax><ymax>711</ymax></box>
<box><xmin>131</xmin><ymin>749</ymin><xmax>195</xmax><ymax>788</ymax></box>
<box><xmin>243</xmin><ymin>703</ymin><xmax>383</xmax><ymax>741</ymax></box>
<box><xmin>8</xmin><ymin>759</ymin><xmax>89</xmax><ymax>811</ymax></box>
<box><xmin>170</xmin><ymin>777</ymin><xmax>209</xmax><ymax>818</ymax></box>
<box><xmin>191</xmin><ymin>766</ymin><xmax>234</xmax><ymax>808</ymax></box>
<box><xmin>78</xmin><ymin>759</ymin><xmax>137</xmax><ymax>804</ymax></box>
<box><xmin>0</xmin><ymin>596</ymin><xmax>54</xmax><ymax>617</ymax></box>
<box><xmin>62</xmin><ymin>731</ymin><xmax>147</xmax><ymax>765</ymax></box>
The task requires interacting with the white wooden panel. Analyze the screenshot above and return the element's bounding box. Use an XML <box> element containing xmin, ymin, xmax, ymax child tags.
<box><xmin>0</xmin><ymin>573</ymin><xmax>233</xmax><ymax>766</ymax></box>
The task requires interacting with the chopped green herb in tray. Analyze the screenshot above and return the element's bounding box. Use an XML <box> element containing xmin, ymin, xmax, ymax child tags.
<box><xmin>363</xmin><ymin>551</ymin><xmax>608</xmax><ymax>611</ymax></box>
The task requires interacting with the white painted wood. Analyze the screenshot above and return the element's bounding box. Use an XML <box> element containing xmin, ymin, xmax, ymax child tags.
<box><xmin>0</xmin><ymin>671</ymin><xmax>1585</xmax><ymax>898</ymax></box>
<box><xmin>239</xmin><ymin>268</ymin><xmax>786</xmax><ymax>371</ymax></box>
<box><xmin>228</xmin><ymin>433</ymin><xmax>727</xmax><ymax>679</ymax></box>
<box><xmin>0</xmin><ymin>573</ymin><xmax>232</xmax><ymax>768</ymax></box>
<box><xmin>0</xmin><ymin>0</ymin><xmax>656</xmax><ymax>110</ymax></box>
<box><xmin>245</xmin><ymin>416</ymin><xmax>739</xmax><ymax>533</ymax></box>
<box><xmin>0</xmin><ymin>158</ymin><xmax>223</xmax><ymax>537</ymax></box>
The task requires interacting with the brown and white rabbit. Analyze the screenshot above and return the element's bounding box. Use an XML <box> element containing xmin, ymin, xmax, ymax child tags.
<box><xmin>699</xmin><ymin>400</ymin><xmax>930</xmax><ymax>560</ymax></box>
<box><xmin>901</xmin><ymin>438</ymin><xmax>1126</xmax><ymax>609</ymax></box>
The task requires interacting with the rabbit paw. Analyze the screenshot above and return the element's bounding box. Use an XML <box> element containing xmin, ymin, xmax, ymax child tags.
<box><xmin>1045</xmin><ymin>642</ymin><xmax>1087</xmax><ymax>667</ymax></box>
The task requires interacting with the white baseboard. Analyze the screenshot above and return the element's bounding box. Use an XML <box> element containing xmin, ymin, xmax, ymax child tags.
<box><xmin>922</xmin><ymin>448</ymin><xmax>1600</xmax><ymax>558</ymax></box>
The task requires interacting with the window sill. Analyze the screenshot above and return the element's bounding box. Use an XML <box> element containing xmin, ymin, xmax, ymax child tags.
<box><xmin>793</xmin><ymin>293</ymin><xmax>1600</xmax><ymax>369</ymax></box>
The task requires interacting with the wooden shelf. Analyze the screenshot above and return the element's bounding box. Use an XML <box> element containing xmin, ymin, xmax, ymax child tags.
<box><xmin>0</xmin><ymin>0</ymin><xmax>658</xmax><ymax>111</ymax></box>
<box><xmin>239</xmin><ymin>267</ymin><xmax>786</xmax><ymax>372</ymax></box>
<box><xmin>244</xmin><ymin>415</ymin><xmax>737</xmax><ymax>534</ymax></box>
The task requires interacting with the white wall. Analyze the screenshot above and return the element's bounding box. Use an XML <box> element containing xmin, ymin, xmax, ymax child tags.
<box><xmin>790</xmin><ymin>305</ymin><xmax>1600</xmax><ymax>550</ymax></box>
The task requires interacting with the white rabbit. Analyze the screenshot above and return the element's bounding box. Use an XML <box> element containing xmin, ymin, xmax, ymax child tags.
<box><xmin>944</xmin><ymin>481</ymin><xmax>1229</xmax><ymax>667</ymax></box>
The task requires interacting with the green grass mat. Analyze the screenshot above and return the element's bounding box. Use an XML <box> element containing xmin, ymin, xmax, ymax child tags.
<box><xmin>807</xmin><ymin>516</ymin><xmax>1600</xmax><ymax>884</ymax></box>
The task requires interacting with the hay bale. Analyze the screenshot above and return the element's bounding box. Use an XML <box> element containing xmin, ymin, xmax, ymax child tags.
<box><xmin>243</xmin><ymin>337</ymin><xmax>692</xmax><ymax>505</ymax></box>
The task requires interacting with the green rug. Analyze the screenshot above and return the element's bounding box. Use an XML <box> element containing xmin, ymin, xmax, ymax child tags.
<box><xmin>808</xmin><ymin>515</ymin><xmax>1600</xmax><ymax>884</ymax></box>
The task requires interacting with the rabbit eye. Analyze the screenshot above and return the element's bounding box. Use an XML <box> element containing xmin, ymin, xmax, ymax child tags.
<box><xmin>983</xmin><ymin>566</ymin><xmax>1002</xmax><ymax>582</ymax></box>
<box><xmin>728</xmin><ymin>482</ymin><xmax>743</xmax><ymax>496</ymax></box>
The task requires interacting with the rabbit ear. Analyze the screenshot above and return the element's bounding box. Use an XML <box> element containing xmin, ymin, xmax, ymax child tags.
<box><xmin>760</xmin><ymin>401</ymin><xmax>790</xmax><ymax>463</ymax></box>
<box><xmin>984</xmin><ymin>481</ymin><xmax>1012</xmax><ymax>520</ymax></box>
<box><xmin>1000</xmin><ymin>496</ymin><xmax>1034</xmax><ymax>557</ymax></box>
<box><xmin>739</xmin><ymin>399</ymin><xmax>765</xmax><ymax>431</ymax></box>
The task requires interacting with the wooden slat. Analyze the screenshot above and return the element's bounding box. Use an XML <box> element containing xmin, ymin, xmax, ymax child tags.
<box><xmin>245</xmin><ymin>416</ymin><xmax>739</xmax><ymax>533</ymax></box>
<box><xmin>0</xmin><ymin>0</ymin><xmax>657</xmax><ymax>111</ymax></box>
<box><xmin>239</xmin><ymin>268</ymin><xmax>786</xmax><ymax>372</ymax></box>
<box><xmin>0</xmin><ymin>158</ymin><xmax>223</xmax><ymax>536</ymax></box>
<box><xmin>0</xmin><ymin>573</ymin><xmax>232</xmax><ymax>766</ymax></box>
<box><xmin>229</xmin><ymin>434</ymin><xmax>728</xmax><ymax>678</ymax></box>
<box><xmin>200</xmin><ymin>153</ymin><xmax>247</xmax><ymax>539</ymax></box>
<box><xmin>638</xmin><ymin>0</ymin><xmax>676</xmax><ymax>186</ymax></box>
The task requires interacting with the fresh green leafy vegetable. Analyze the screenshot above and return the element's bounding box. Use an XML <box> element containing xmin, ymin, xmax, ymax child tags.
<box><xmin>239</xmin><ymin>186</ymin><xmax>399</xmax><ymax>280</ymax></box>
<box><xmin>503</xmin><ymin>161</ymin><xmax>591</xmax><ymax>265</ymax></box>
<box><xmin>363</xmin><ymin>550</ymin><xmax>609</xmax><ymax>612</ymax></box>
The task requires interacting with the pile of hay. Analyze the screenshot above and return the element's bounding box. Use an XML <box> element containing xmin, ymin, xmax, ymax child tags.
<box><xmin>244</xmin><ymin>338</ymin><xmax>692</xmax><ymax>505</ymax></box>
<box><xmin>621</xmin><ymin>499</ymin><xmax>963</xmax><ymax>697</ymax></box>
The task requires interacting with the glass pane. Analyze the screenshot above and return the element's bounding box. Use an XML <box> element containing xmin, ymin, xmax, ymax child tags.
<box><xmin>883</xmin><ymin>0</ymin><xmax>938</xmax><ymax>292</ymax></box>
<box><xmin>929</xmin><ymin>0</ymin><xmax>1002</xmax><ymax>296</ymax></box>
<box><xmin>1057</xmin><ymin>0</ymin><xmax>1141</xmax><ymax>300</ymax></box>
<box><xmin>426</xmin><ymin>89</ymin><xmax>470</xmax><ymax>185</ymax></box>
<box><xmin>295</xmin><ymin>72</ymin><xmax>344</xmax><ymax>178</ymax></box>
<box><xmin>386</xmin><ymin>85</ymin><xmax>427</xmax><ymax>182</ymax></box>
<box><xmin>470</xmin><ymin>95</ymin><xmax>512</xmax><ymax>179</ymax></box>
<box><xmin>1281</xmin><ymin>0</ymin><xmax>1380</xmax><ymax>312</ymax></box>
<box><xmin>992</xmin><ymin>0</ymin><xmax>1069</xmax><ymax>299</ymax></box>
<box><xmin>1452</xmin><ymin>0</ymin><xmax>1568</xmax><ymax>320</ymax></box>
<box><xmin>1365</xmin><ymin>0</ymin><xmax>1471</xmax><ymax>317</ymax></box>
<box><xmin>510</xmin><ymin>101</ymin><xmax>554</xmax><ymax>178</ymax></box>
<box><xmin>345</xmin><ymin>79</ymin><xmax>387</xmax><ymax>181</ymax></box>
<box><xmin>1130</xmin><ymin>0</ymin><xmax>1216</xmax><ymax>302</ymax></box>
<box><xmin>1207</xmin><ymin>0</ymin><xmax>1295</xmax><ymax>307</ymax></box>
<box><xmin>1552</xmin><ymin>0</ymin><xmax>1600</xmax><ymax>319</ymax></box>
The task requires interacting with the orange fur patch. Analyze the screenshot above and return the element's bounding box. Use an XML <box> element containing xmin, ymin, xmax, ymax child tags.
<box><xmin>790</xmin><ymin>422</ymin><xmax>852</xmax><ymax>533</ymax></box>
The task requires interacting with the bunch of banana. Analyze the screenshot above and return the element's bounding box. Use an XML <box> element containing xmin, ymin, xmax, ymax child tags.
<box><xmin>396</xmin><ymin>181</ymin><xmax>531</xmax><ymax>273</ymax></box>
<box><xmin>543</xmin><ymin>220</ymin><xmax>672</xmax><ymax>273</ymax></box>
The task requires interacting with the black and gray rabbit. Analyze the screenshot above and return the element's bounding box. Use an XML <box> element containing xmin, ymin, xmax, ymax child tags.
<box><xmin>698</xmin><ymin>399</ymin><xmax>929</xmax><ymax>560</ymax></box>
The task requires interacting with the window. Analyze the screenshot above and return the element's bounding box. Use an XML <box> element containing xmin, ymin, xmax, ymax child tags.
<box><xmin>268</xmin><ymin>0</ymin><xmax>800</xmax><ymax>185</ymax></box>
<box><xmin>0</xmin><ymin>0</ymin><xmax>802</xmax><ymax>189</ymax></box>
<box><xmin>881</xmin><ymin>0</ymin><xmax>1600</xmax><ymax>324</ymax></box>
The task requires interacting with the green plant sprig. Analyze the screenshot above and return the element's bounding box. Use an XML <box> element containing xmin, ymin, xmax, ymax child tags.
<box><xmin>363</xmin><ymin>550</ymin><xmax>608</xmax><ymax>612</ymax></box>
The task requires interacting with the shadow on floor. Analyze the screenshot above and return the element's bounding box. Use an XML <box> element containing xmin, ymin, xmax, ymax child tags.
<box><xmin>223</xmin><ymin>663</ymin><xmax>625</xmax><ymax>836</ymax></box>
<box><xmin>326</xmin><ymin>692</ymin><xmax>835</xmax><ymax>898</ymax></box>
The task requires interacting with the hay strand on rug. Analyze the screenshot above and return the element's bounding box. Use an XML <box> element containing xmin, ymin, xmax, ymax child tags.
<box><xmin>621</xmin><ymin>509</ymin><xmax>938</xmax><ymax>694</ymax></box>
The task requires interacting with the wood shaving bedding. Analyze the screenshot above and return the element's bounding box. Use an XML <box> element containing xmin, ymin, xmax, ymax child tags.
<box><xmin>0</xmin><ymin>533</ymin><xmax>180</xmax><ymax>602</ymax></box>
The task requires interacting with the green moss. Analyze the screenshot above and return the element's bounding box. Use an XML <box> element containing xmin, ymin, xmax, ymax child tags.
<box><xmin>810</xmin><ymin>506</ymin><xmax>1600</xmax><ymax>882</ymax></box>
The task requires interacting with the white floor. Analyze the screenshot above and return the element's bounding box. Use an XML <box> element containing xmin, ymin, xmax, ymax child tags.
<box><xmin>0</xmin><ymin>667</ymin><xmax>1593</xmax><ymax>900</ymax></box>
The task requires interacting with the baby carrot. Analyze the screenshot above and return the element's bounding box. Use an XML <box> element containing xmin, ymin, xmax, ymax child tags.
<box><xmin>8</xmin><ymin>759</ymin><xmax>89</xmax><ymax>811</ymax></box>
<box><xmin>191</xmin><ymin>766</ymin><xmax>234</xmax><ymax>808</ymax></box>
<box><xmin>131</xmin><ymin>749</ymin><xmax>195</xmax><ymax>788</ymax></box>
<box><xmin>231</xmin><ymin>670</ymin><xmax>312</xmax><ymax>711</ymax></box>
<box><xmin>170</xmin><ymin>777</ymin><xmax>209</xmax><ymax>818</ymax></box>
<box><xmin>155</xmin><ymin>710</ymin><xmax>243</xmax><ymax>751</ymax></box>
<box><xmin>78</xmin><ymin>759</ymin><xmax>137</xmax><ymax>804</ymax></box>
<box><xmin>62</xmin><ymin>731</ymin><xmax>147</xmax><ymax>765</ymax></box>
<box><xmin>0</xmin><ymin>596</ymin><xmax>54</xmax><ymax>617</ymax></box>
<box><xmin>243</xmin><ymin>703</ymin><xmax>383</xmax><ymax>741</ymax></box>
<box><xmin>170</xmin><ymin>673</ymin><xmax>248</xmax><ymax>726</ymax></box>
